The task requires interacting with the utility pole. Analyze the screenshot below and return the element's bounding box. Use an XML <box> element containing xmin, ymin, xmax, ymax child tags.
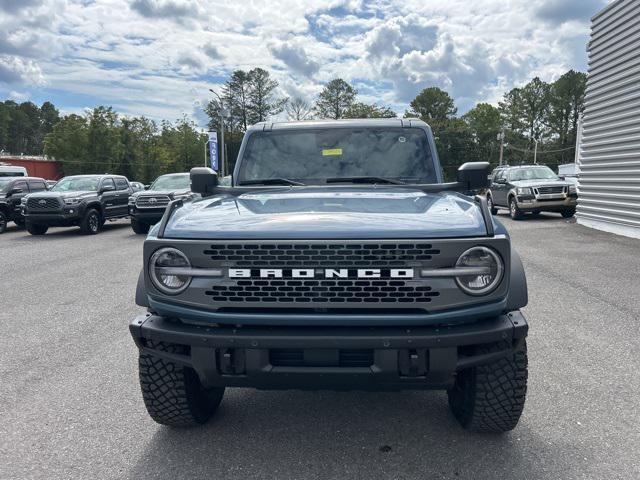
<box><xmin>497</xmin><ymin>130</ymin><xmax>505</xmax><ymax>166</ymax></box>
<box><xmin>208</xmin><ymin>89</ymin><xmax>226</xmax><ymax>176</ymax></box>
<box><xmin>533</xmin><ymin>138</ymin><xmax>538</xmax><ymax>165</ymax></box>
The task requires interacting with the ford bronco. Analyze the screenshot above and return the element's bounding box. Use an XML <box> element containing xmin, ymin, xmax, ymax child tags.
<box><xmin>130</xmin><ymin>119</ymin><xmax>529</xmax><ymax>433</ymax></box>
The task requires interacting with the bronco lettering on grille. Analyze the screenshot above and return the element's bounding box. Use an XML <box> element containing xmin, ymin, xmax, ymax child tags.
<box><xmin>229</xmin><ymin>268</ymin><xmax>414</xmax><ymax>279</ymax></box>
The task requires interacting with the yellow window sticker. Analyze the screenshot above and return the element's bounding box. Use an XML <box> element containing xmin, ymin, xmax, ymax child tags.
<box><xmin>322</xmin><ymin>148</ymin><xmax>343</xmax><ymax>156</ymax></box>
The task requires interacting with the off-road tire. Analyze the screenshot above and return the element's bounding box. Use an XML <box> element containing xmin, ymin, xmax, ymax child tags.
<box><xmin>80</xmin><ymin>208</ymin><xmax>101</xmax><ymax>235</ymax></box>
<box><xmin>0</xmin><ymin>211</ymin><xmax>7</xmax><ymax>234</ymax></box>
<box><xmin>486</xmin><ymin>195</ymin><xmax>498</xmax><ymax>215</ymax></box>
<box><xmin>561</xmin><ymin>208</ymin><xmax>576</xmax><ymax>218</ymax></box>
<box><xmin>131</xmin><ymin>218</ymin><xmax>150</xmax><ymax>235</ymax></box>
<box><xmin>138</xmin><ymin>341</ymin><xmax>225</xmax><ymax>427</ymax></box>
<box><xmin>448</xmin><ymin>340</ymin><xmax>528</xmax><ymax>433</ymax></box>
<box><xmin>26</xmin><ymin>222</ymin><xmax>48</xmax><ymax>235</ymax></box>
<box><xmin>509</xmin><ymin>197</ymin><xmax>524</xmax><ymax>220</ymax></box>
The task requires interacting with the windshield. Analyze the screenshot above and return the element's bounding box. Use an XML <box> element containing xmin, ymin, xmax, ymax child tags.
<box><xmin>52</xmin><ymin>177</ymin><xmax>100</xmax><ymax>192</ymax></box>
<box><xmin>509</xmin><ymin>167</ymin><xmax>558</xmax><ymax>181</ymax></box>
<box><xmin>238</xmin><ymin>127</ymin><xmax>437</xmax><ymax>185</ymax></box>
<box><xmin>150</xmin><ymin>174</ymin><xmax>190</xmax><ymax>190</ymax></box>
<box><xmin>0</xmin><ymin>178</ymin><xmax>12</xmax><ymax>193</ymax></box>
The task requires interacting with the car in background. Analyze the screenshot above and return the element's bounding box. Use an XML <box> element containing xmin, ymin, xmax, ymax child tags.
<box><xmin>128</xmin><ymin>173</ymin><xmax>194</xmax><ymax>234</ymax></box>
<box><xmin>0</xmin><ymin>177</ymin><xmax>47</xmax><ymax>233</ymax></box>
<box><xmin>23</xmin><ymin>174</ymin><xmax>132</xmax><ymax>235</ymax></box>
<box><xmin>130</xmin><ymin>181</ymin><xmax>145</xmax><ymax>192</ymax></box>
<box><xmin>485</xmin><ymin>165</ymin><xmax>577</xmax><ymax>219</ymax></box>
<box><xmin>45</xmin><ymin>180</ymin><xmax>58</xmax><ymax>189</ymax></box>
<box><xmin>0</xmin><ymin>165</ymin><xmax>27</xmax><ymax>177</ymax></box>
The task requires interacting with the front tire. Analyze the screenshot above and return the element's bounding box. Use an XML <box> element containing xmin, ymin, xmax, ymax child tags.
<box><xmin>80</xmin><ymin>208</ymin><xmax>101</xmax><ymax>235</ymax></box>
<box><xmin>138</xmin><ymin>341</ymin><xmax>225</xmax><ymax>427</ymax></box>
<box><xmin>26</xmin><ymin>222</ymin><xmax>48</xmax><ymax>235</ymax></box>
<box><xmin>509</xmin><ymin>197</ymin><xmax>524</xmax><ymax>220</ymax></box>
<box><xmin>448</xmin><ymin>340</ymin><xmax>528</xmax><ymax>433</ymax></box>
<box><xmin>561</xmin><ymin>208</ymin><xmax>576</xmax><ymax>218</ymax></box>
<box><xmin>486</xmin><ymin>195</ymin><xmax>498</xmax><ymax>215</ymax></box>
<box><xmin>131</xmin><ymin>218</ymin><xmax>150</xmax><ymax>235</ymax></box>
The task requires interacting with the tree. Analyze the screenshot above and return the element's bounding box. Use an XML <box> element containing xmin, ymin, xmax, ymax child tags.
<box><xmin>87</xmin><ymin>106</ymin><xmax>122</xmax><ymax>174</ymax></box>
<box><xmin>43</xmin><ymin>114</ymin><xmax>89</xmax><ymax>175</ymax></box>
<box><xmin>285</xmin><ymin>97</ymin><xmax>313</xmax><ymax>121</ymax></box>
<box><xmin>343</xmin><ymin>102</ymin><xmax>396</xmax><ymax>119</ymax></box>
<box><xmin>405</xmin><ymin>87</ymin><xmax>457</xmax><ymax>123</ymax></box>
<box><xmin>463</xmin><ymin>103</ymin><xmax>502</xmax><ymax>163</ymax></box>
<box><xmin>314</xmin><ymin>78</ymin><xmax>357</xmax><ymax>119</ymax></box>
<box><xmin>548</xmin><ymin>70</ymin><xmax>587</xmax><ymax>163</ymax></box>
<box><xmin>247</xmin><ymin>68</ymin><xmax>287</xmax><ymax>124</ymax></box>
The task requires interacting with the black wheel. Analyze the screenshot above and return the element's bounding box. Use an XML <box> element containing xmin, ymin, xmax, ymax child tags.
<box><xmin>509</xmin><ymin>197</ymin><xmax>524</xmax><ymax>220</ymax></box>
<box><xmin>138</xmin><ymin>341</ymin><xmax>225</xmax><ymax>427</ymax></box>
<box><xmin>561</xmin><ymin>208</ymin><xmax>576</xmax><ymax>218</ymax></box>
<box><xmin>0</xmin><ymin>211</ymin><xmax>6</xmax><ymax>234</ymax></box>
<box><xmin>80</xmin><ymin>208</ymin><xmax>101</xmax><ymax>235</ymax></box>
<box><xmin>131</xmin><ymin>218</ymin><xmax>150</xmax><ymax>235</ymax></box>
<box><xmin>14</xmin><ymin>217</ymin><xmax>25</xmax><ymax>228</ymax></box>
<box><xmin>448</xmin><ymin>340</ymin><xmax>528</xmax><ymax>433</ymax></box>
<box><xmin>26</xmin><ymin>222</ymin><xmax>48</xmax><ymax>235</ymax></box>
<box><xmin>486</xmin><ymin>195</ymin><xmax>498</xmax><ymax>215</ymax></box>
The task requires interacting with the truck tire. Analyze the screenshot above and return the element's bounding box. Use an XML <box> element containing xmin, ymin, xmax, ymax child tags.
<box><xmin>0</xmin><ymin>211</ymin><xmax>6</xmax><ymax>234</ymax></box>
<box><xmin>138</xmin><ymin>341</ymin><xmax>225</xmax><ymax>427</ymax></box>
<box><xmin>486</xmin><ymin>195</ymin><xmax>498</xmax><ymax>215</ymax></box>
<box><xmin>80</xmin><ymin>208</ymin><xmax>101</xmax><ymax>235</ymax></box>
<box><xmin>26</xmin><ymin>222</ymin><xmax>48</xmax><ymax>235</ymax></box>
<box><xmin>509</xmin><ymin>197</ymin><xmax>524</xmax><ymax>220</ymax></box>
<box><xmin>131</xmin><ymin>219</ymin><xmax>150</xmax><ymax>235</ymax></box>
<box><xmin>14</xmin><ymin>217</ymin><xmax>25</xmax><ymax>228</ymax></box>
<box><xmin>561</xmin><ymin>208</ymin><xmax>576</xmax><ymax>218</ymax></box>
<box><xmin>448</xmin><ymin>340</ymin><xmax>528</xmax><ymax>433</ymax></box>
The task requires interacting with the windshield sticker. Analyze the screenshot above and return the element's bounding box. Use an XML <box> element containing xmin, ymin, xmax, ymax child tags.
<box><xmin>322</xmin><ymin>148</ymin><xmax>343</xmax><ymax>156</ymax></box>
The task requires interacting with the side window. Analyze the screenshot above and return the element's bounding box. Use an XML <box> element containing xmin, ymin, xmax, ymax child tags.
<box><xmin>101</xmin><ymin>178</ymin><xmax>116</xmax><ymax>192</ymax></box>
<box><xmin>14</xmin><ymin>180</ymin><xmax>28</xmax><ymax>193</ymax></box>
<box><xmin>28</xmin><ymin>180</ymin><xmax>46</xmax><ymax>192</ymax></box>
<box><xmin>115</xmin><ymin>178</ymin><xmax>129</xmax><ymax>190</ymax></box>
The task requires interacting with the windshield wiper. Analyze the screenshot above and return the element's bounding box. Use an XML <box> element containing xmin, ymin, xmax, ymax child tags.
<box><xmin>239</xmin><ymin>178</ymin><xmax>305</xmax><ymax>186</ymax></box>
<box><xmin>326</xmin><ymin>176</ymin><xmax>406</xmax><ymax>185</ymax></box>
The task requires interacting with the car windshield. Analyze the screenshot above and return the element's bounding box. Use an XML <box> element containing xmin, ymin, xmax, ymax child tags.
<box><xmin>509</xmin><ymin>167</ymin><xmax>558</xmax><ymax>181</ymax></box>
<box><xmin>0</xmin><ymin>179</ymin><xmax>12</xmax><ymax>193</ymax></box>
<box><xmin>150</xmin><ymin>174</ymin><xmax>190</xmax><ymax>190</ymax></box>
<box><xmin>51</xmin><ymin>177</ymin><xmax>100</xmax><ymax>192</ymax></box>
<box><xmin>237</xmin><ymin>127</ymin><xmax>437</xmax><ymax>185</ymax></box>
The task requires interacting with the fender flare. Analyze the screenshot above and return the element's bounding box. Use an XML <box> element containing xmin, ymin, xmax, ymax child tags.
<box><xmin>135</xmin><ymin>269</ymin><xmax>150</xmax><ymax>307</ymax></box>
<box><xmin>506</xmin><ymin>246</ymin><xmax>528</xmax><ymax>311</ymax></box>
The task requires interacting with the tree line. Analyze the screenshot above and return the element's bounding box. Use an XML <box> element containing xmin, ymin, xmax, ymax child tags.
<box><xmin>0</xmin><ymin>68</ymin><xmax>585</xmax><ymax>182</ymax></box>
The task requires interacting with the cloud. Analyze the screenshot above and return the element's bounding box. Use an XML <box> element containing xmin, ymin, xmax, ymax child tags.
<box><xmin>365</xmin><ymin>15</ymin><xmax>439</xmax><ymax>59</ymax></box>
<box><xmin>269</xmin><ymin>41</ymin><xmax>320</xmax><ymax>77</ymax></box>
<box><xmin>0</xmin><ymin>0</ymin><xmax>43</xmax><ymax>13</ymax></box>
<box><xmin>203</xmin><ymin>44</ymin><xmax>223</xmax><ymax>60</ymax></box>
<box><xmin>0</xmin><ymin>56</ymin><xmax>45</xmax><ymax>85</ymax></box>
<box><xmin>130</xmin><ymin>0</ymin><xmax>198</xmax><ymax>19</ymax></box>
<box><xmin>535</xmin><ymin>0</ymin><xmax>606</xmax><ymax>24</ymax></box>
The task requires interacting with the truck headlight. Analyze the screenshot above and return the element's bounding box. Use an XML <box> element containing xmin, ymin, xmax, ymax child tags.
<box><xmin>64</xmin><ymin>197</ymin><xmax>83</xmax><ymax>205</ymax></box>
<box><xmin>149</xmin><ymin>247</ymin><xmax>191</xmax><ymax>294</ymax></box>
<box><xmin>569</xmin><ymin>185</ymin><xmax>577</xmax><ymax>194</ymax></box>
<box><xmin>455</xmin><ymin>246</ymin><xmax>504</xmax><ymax>295</ymax></box>
<box><xmin>515</xmin><ymin>187</ymin><xmax>531</xmax><ymax>195</ymax></box>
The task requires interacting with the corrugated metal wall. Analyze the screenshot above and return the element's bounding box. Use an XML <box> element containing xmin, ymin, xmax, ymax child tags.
<box><xmin>577</xmin><ymin>0</ymin><xmax>640</xmax><ymax>237</ymax></box>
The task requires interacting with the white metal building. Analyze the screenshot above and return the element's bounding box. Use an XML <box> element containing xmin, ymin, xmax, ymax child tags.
<box><xmin>577</xmin><ymin>0</ymin><xmax>640</xmax><ymax>239</ymax></box>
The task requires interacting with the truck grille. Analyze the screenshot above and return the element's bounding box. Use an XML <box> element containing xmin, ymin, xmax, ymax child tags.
<box><xmin>27</xmin><ymin>197</ymin><xmax>61</xmax><ymax>210</ymax></box>
<box><xmin>205</xmin><ymin>279</ymin><xmax>439</xmax><ymax>304</ymax></box>
<box><xmin>204</xmin><ymin>242</ymin><xmax>440</xmax><ymax>268</ymax></box>
<box><xmin>535</xmin><ymin>186</ymin><xmax>565</xmax><ymax>195</ymax></box>
<box><xmin>136</xmin><ymin>195</ymin><xmax>170</xmax><ymax>208</ymax></box>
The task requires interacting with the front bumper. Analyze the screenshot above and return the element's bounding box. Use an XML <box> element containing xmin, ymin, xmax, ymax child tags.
<box><xmin>129</xmin><ymin>206</ymin><xmax>164</xmax><ymax>224</ymax></box>
<box><xmin>129</xmin><ymin>310</ymin><xmax>528</xmax><ymax>390</ymax></box>
<box><xmin>516</xmin><ymin>195</ymin><xmax>576</xmax><ymax>211</ymax></box>
<box><xmin>24</xmin><ymin>210</ymin><xmax>81</xmax><ymax>226</ymax></box>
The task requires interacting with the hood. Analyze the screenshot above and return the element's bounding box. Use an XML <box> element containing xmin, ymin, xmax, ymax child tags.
<box><xmin>27</xmin><ymin>190</ymin><xmax>96</xmax><ymax>199</ymax></box>
<box><xmin>161</xmin><ymin>186</ymin><xmax>491</xmax><ymax>240</ymax></box>
<box><xmin>131</xmin><ymin>189</ymin><xmax>190</xmax><ymax>199</ymax></box>
<box><xmin>511</xmin><ymin>178</ymin><xmax>570</xmax><ymax>188</ymax></box>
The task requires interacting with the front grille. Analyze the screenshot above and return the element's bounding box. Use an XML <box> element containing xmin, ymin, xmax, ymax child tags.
<box><xmin>204</xmin><ymin>242</ymin><xmax>440</xmax><ymax>268</ymax></box>
<box><xmin>205</xmin><ymin>278</ymin><xmax>439</xmax><ymax>304</ymax></box>
<box><xmin>27</xmin><ymin>197</ymin><xmax>61</xmax><ymax>211</ymax></box>
<box><xmin>535</xmin><ymin>186</ymin><xmax>565</xmax><ymax>195</ymax></box>
<box><xmin>270</xmin><ymin>349</ymin><xmax>374</xmax><ymax>367</ymax></box>
<box><xmin>136</xmin><ymin>195</ymin><xmax>170</xmax><ymax>208</ymax></box>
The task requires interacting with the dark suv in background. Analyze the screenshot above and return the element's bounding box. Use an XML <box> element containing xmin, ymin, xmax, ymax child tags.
<box><xmin>486</xmin><ymin>165</ymin><xmax>577</xmax><ymax>219</ymax></box>
<box><xmin>0</xmin><ymin>177</ymin><xmax>48</xmax><ymax>233</ymax></box>
<box><xmin>23</xmin><ymin>174</ymin><xmax>132</xmax><ymax>235</ymax></box>
<box><xmin>128</xmin><ymin>173</ymin><xmax>194</xmax><ymax>234</ymax></box>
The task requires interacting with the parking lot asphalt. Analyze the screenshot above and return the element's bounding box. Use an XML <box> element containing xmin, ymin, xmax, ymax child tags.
<box><xmin>1</xmin><ymin>213</ymin><xmax>639</xmax><ymax>480</ymax></box>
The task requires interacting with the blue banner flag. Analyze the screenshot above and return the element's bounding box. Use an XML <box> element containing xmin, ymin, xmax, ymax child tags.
<box><xmin>208</xmin><ymin>131</ymin><xmax>218</xmax><ymax>171</ymax></box>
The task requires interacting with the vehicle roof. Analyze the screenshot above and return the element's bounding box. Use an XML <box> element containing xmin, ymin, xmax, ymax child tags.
<box><xmin>61</xmin><ymin>174</ymin><xmax>127</xmax><ymax>179</ymax></box>
<box><xmin>246</xmin><ymin>118</ymin><xmax>430</xmax><ymax>132</ymax></box>
<box><xmin>503</xmin><ymin>165</ymin><xmax>550</xmax><ymax>169</ymax></box>
<box><xmin>157</xmin><ymin>172</ymin><xmax>189</xmax><ymax>177</ymax></box>
<box><xmin>0</xmin><ymin>176</ymin><xmax>46</xmax><ymax>181</ymax></box>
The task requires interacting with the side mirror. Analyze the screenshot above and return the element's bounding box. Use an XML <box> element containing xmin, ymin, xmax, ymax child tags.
<box><xmin>100</xmin><ymin>185</ymin><xmax>115</xmax><ymax>194</ymax></box>
<box><xmin>144</xmin><ymin>184</ymin><xmax>150</xmax><ymax>190</ymax></box>
<box><xmin>9</xmin><ymin>188</ymin><xmax>23</xmax><ymax>195</ymax></box>
<box><xmin>190</xmin><ymin>167</ymin><xmax>219</xmax><ymax>196</ymax></box>
<box><xmin>457</xmin><ymin>162</ymin><xmax>491</xmax><ymax>190</ymax></box>
<box><xmin>495</xmin><ymin>177</ymin><xmax>507</xmax><ymax>184</ymax></box>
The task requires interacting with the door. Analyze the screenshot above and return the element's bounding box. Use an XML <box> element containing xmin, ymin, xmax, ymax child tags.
<box><xmin>114</xmin><ymin>177</ymin><xmax>131</xmax><ymax>216</ymax></box>
<box><xmin>491</xmin><ymin>170</ymin><xmax>508</xmax><ymax>206</ymax></box>
<box><xmin>99</xmin><ymin>178</ymin><xmax>118</xmax><ymax>218</ymax></box>
<box><xmin>8</xmin><ymin>180</ymin><xmax>29</xmax><ymax>220</ymax></box>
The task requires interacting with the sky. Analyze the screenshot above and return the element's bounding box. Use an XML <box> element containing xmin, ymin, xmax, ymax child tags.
<box><xmin>0</xmin><ymin>0</ymin><xmax>609</xmax><ymax>126</ymax></box>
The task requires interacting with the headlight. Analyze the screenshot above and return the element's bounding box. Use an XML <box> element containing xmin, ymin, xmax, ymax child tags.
<box><xmin>64</xmin><ymin>197</ymin><xmax>83</xmax><ymax>205</ymax></box>
<box><xmin>455</xmin><ymin>246</ymin><xmax>504</xmax><ymax>296</ymax></box>
<box><xmin>515</xmin><ymin>187</ymin><xmax>531</xmax><ymax>195</ymax></box>
<box><xmin>172</xmin><ymin>193</ymin><xmax>193</xmax><ymax>202</ymax></box>
<box><xmin>569</xmin><ymin>185</ymin><xmax>576</xmax><ymax>194</ymax></box>
<box><xmin>20</xmin><ymin>197</ymin><xmax>27</xmax><ymax>205</ymax></box>
<box><xmin>149</xmin><ymin>247</ymin><xmax>191</xmax><ymax>294</ymax></box>
<box><xmin>128</xmin><ymin>196</ymin><xmax>136</xmax><ymax>205</ymax></box>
